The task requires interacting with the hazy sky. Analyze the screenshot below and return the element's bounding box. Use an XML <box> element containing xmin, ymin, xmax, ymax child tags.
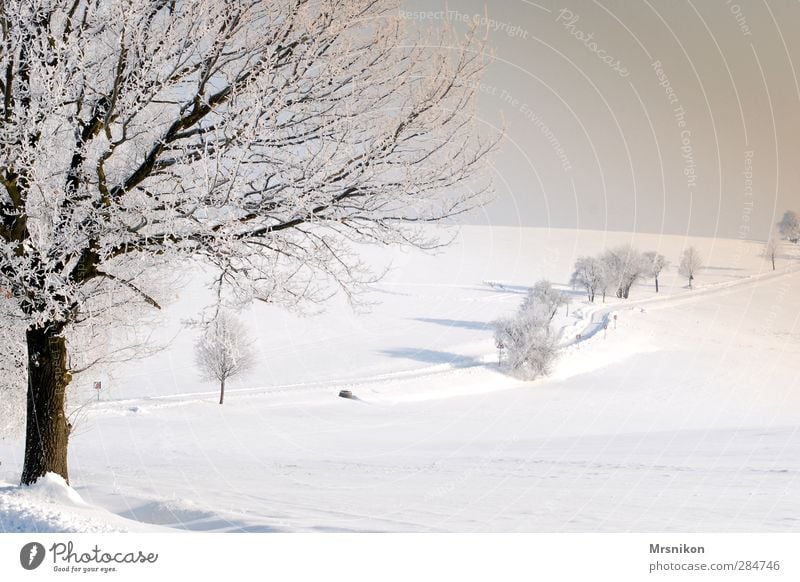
<box><xmin>403</xmin><ymin>0</ymin><xmax>800</xmax><ymax>239</ymax></box>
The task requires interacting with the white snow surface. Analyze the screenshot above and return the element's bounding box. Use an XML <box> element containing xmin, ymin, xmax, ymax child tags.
<box><xmin>1</xmin><ymin>226</ymin><xmax>799</xmax><ymax>532</ymax></box>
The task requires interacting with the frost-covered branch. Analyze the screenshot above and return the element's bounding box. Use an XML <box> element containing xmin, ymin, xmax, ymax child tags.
<box><xmin>1</xmin><ymin>0</ymin><xmax>496</xmax><ymax>328</ymax></box>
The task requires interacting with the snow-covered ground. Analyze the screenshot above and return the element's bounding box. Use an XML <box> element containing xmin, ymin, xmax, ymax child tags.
<box><xmin>1</xmin><ymin>226</ymin><xmax>799</xmax><ymax>532</ymax></box>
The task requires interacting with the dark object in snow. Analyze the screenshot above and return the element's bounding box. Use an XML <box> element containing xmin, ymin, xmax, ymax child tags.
<box><xmin>339</xmin><ymin>390</ymin><xmax>355</xmax><ymax>399</ymax></box>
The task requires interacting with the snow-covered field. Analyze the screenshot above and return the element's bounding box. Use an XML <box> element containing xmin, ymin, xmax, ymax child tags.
<box><xmin>1</xmin><ymin>226</ymin><xmax>799</xmax><ymax>532</ymax></box>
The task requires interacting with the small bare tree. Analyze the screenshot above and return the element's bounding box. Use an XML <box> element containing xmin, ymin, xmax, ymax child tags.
<box><xmin>643</xmin><ymin>251</ymin><xmax>669</xmax><ymax>293</ymax></box>
<box><xmin>763</xmin><ymin>233</ymin><xmax>780</xmax><ymax>271</ymax></box>
<box><xmin>195</xmin><ymin>312</ymin><xmax>255</xmax><ymax>405</ymax></box>
<box><xmin>679</xmin><ymin>247</ymin><xmax>703</xmax><ymax>289</ymax></box>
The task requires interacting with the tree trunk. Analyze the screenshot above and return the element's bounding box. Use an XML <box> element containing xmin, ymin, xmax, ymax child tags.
<box><xmin>655</xmin><ymin>276</ymin><xmax>659</xmax><ymax>293</ymax></box>
<box><xmin>219</xmin><ymin>378</ymin><xmax>225</xmax><ymax>405</ymax></box>
<box><xmin>772</xmin><ymin>257</ymin><xmax>776</xmax><ymax>271</ymax></box>
<box><xmin>21</xmin><ymin>325</ymin><xmax>71</xmax><ymax>486</ymax></box>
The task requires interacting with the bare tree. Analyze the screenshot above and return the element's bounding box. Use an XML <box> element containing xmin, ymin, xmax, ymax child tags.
<box><xmin>601</xmin><ymin>245</ymin><xmax>646</xmax><ymax>299</ymax></box>
<box><xmin>642</xmin><ymin>251</ymin><xmax>669</xmax><ymax>293</ymax></box>
<box><xmin>763</xmin><ymin>233</ymin><xmax>780</xmax><ymax>271</ymax></box>
<box><xmin>778</xmin><ymin>210</ymin><xmax>800</xmax><ymax>243</ymax></box>
<box><xmin>195</xmin><ymin>312</ymin><xmax>254</xmax><ymax>405</ymax></box>
<box><xmin>679</xmin><ymin>247</ymin><xmax>703</xmax><ymax>289</ymax></box>
<box><xmin>0</xmin><ymin>1</ymin><xmax>495</xmax><ymax>485</ymax></box>
<box><xmin>570</xmin><ymin>256</ymin><xmax>605</xmax><ymax>303</ymax></box>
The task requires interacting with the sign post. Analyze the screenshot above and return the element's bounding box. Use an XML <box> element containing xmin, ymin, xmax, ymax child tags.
<box><xmin>93</xmin><ymin>381</ymin><xmax>102</xmax><ymax>402</ymax></box>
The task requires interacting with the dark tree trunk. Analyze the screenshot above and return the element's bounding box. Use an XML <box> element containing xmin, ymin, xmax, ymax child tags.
<box><xmin>21</xmin><ymin>325</ymin><xmax>71</xmax><ymax>486</ymax></box>
<box><xmin>655</xmin><ymin>276</ymin><xmax>660</xmax><ymax>293</ymax></box>
<box><xmin>772</xmin><ymin>257</ymin><xmax>776</xmax><ymax>271</ymax></box>
<box><xmin>219</xmin><ymin>378</ymin><xmax>225</xmax><ymax>405</ymax></box>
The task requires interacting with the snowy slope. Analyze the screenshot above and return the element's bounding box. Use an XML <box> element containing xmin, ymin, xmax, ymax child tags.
<box><xmin>1</xmin><ymin>226</ymin><xmax>799</xmax><ymax>532</ymax></box>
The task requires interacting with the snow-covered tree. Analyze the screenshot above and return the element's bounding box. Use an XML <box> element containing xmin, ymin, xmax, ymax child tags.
<box><xmin>0</xmin><ymin>1</ymin><xmax>494</xmax><ymax>485</ymax></box>
<box><xmin>570</xmin><ymin>256</ymin><xmax>605</xmax><ymax>303</ymax></box>
<box><xmin>493</xmin><ymin>313</ymin><xmax>558</xmax><ymax>380</ymax></box>
<box><xmin>493</xmin><ymin>280</ymin><xmax>559</xmax><ymax>380</ymax></box>
<box><xmin>521</xmin><ymin>280</ymin><xmax>569</xmax><ymax>321</ymax></box>
<box><xmin>679</xmin><ymin>247</ymin><xmax>703</xmax><ymax>289</ymax></box>
<box><xmin>195</xmin><ymin>312</ymin><xmax>254</xmax><ymax>405</ymax></box>
<box><xmin>0</xmin><ymin>306</ymin><xmax>25</xmax><ymax>440</ymax></box>
<box><xmin>601</xmin><ymin>245</ymin><xmax>646</xmax><ymax>299</ymax></box>
<box><xmin>778</xmin><ymin>210</ymin><xmax>800</xmax><ymax>243</ymax></box>
<box><xmin>642</xmin><ymin>251</ymin><xmax>669</xmax><ymax>293</ymax></box>
<box><xmin>763</xmin><ymin>233</ymin><xmax>780</xmax><ymax>271</ymax></box>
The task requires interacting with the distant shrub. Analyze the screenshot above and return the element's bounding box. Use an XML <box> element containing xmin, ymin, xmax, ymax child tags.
<box><xmin>494</xmin><ymin>280</ymin><xmax>562</xmax><ymax>380</ymax></box>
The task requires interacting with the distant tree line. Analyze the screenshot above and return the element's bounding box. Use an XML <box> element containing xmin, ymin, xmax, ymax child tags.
<box><xmin>493</xmin><ymin>245</ymin><xmax>704</xmax><ymax>383</ymax></box>
<box><xmin>569</xmin><ymin>245</ymin><xmax>702</xmax><ymax>302</ymax></box>
<box><xmin>493</xmin><ymin>209</ymin><xmax>800</xmax><ymax>384</ymax></box>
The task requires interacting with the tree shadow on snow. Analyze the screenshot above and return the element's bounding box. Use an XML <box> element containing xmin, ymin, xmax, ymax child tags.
<box><xmin>479</xmin><ymin>280</ymin><xmax>582</xmax><ymax>299</ymax></box>
<box><xmin>702</xmin><ymin>265</ymin><xmax>745</xmax><ymax>271</ymax></box>
<box><xmin>115</xmin><ymin>501</ymin><xmax>283</xmax><ymax>532</ymax></box>
<box><xmin>380</xmin><ymin>347</ymin><xmax>481</xmax><ymax>368</ymax></box>
<box><xmin>414</xmin><ymin>317</ymin><xmax>492</xmax><ymax>331</ymax></box>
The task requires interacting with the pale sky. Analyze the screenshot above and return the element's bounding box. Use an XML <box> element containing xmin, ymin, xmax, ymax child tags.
<box><xmin>403</xmin><ymin>0</ymin><xmax>800</xmax><ymax>239</ymax></box>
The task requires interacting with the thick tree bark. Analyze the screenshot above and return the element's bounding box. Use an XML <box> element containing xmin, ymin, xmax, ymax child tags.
<box><xmin>219</xmin><ymin>378</ymin><xmax>225</xmax><ymax>405</ymax></box>
<box><xmin>655</xmin><ymin>276</ymin><xmax>660</xmax><ymax>293</ymax></box>
<box><xmin>21</xmin><ymin>325</ymin><xmax>71</xmax><ymax>485</ymax></box>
